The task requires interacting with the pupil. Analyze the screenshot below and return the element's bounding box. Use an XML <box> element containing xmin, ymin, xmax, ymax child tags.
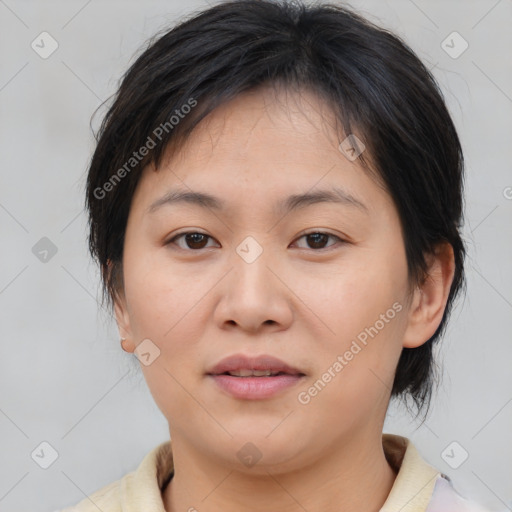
<box><xmin>186</xmin><ymin>233</ymin><xmax>207</xmax><ymax>249</ymax></box>
<box><xmin>308</xmin><ymin>233</ymin><xmax>327</xmax><ymax>249</ymax></box>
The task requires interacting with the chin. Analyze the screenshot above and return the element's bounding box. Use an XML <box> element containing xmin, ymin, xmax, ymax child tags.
<box><xmin>222</xmin><ymin>429</ymin><xmax>307</xmax><ymax>467</ymax></box>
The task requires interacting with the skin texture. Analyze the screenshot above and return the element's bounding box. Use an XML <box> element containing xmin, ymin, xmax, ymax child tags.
<box><xmin>114</xmin><ymin>85</ymin><xmax>455</xmax><ymax>512</ymax></box>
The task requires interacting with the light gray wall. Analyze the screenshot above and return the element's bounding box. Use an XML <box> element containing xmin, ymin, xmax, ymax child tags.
<box><xmin>0</xmin><ymin>1</ymin><xmax>510</xmax><ymax>511</ymax></box>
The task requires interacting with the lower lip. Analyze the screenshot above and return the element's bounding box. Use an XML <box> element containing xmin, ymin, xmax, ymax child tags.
<box><xmin>208</xmin><ymin>374</ymin><xmax>305</xmax><ymax>399</ymax></box>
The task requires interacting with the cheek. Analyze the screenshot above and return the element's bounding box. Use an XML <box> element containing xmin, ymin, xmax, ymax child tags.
<box><xmin>123</xmin><ymin>249</ymin><xmax>208</xmax><ymax>416</ymax></box>
<box><xmin>302</xmin><ymin>250</ymin><xmax>407</xmax><ymax>343</ymax></box>
<box><xmin>122</xmin><ymin>245</ymin><xmax>215</xmax><ymax>387</ymax></box>
<box><xmin>123</xmin><ymin>245</ymin><xmax>192</xmax><ymax>337</ymax></box>
<box><xmin>299</xmin><ymin>247</ymin><xmax>408</xmax><ymax>409</ymax></box>
<box><xmin>300</xmin><ymin>306</ymin><xmax>405</xmax><ymax>431</ymax></box>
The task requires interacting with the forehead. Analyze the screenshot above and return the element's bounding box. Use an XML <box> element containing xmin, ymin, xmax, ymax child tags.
<box><xmin>131</xmin><ymin>86</ymin><xmax>390</xmax><ymax>219</ymax></box>
<box><xmin>171</xmin><ymin>85</ymin><xmax>345</xmax><ymax>163</ymax></box>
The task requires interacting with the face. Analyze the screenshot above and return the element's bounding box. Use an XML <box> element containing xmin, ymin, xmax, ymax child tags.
<box><xmin>114</xmin><ymin>85</ymin><xmax>435</xmax><ymax>472</ymax></box>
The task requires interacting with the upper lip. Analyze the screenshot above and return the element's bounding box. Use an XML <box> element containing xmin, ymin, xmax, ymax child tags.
<box><xmin>207</xmin><ymin>354</ymin><xmax>305</xmax><ymax>376</ymax></box>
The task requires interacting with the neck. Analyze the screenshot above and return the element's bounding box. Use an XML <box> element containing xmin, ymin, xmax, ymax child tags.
<box><xmin>162</xmin><ymin>430</ymin><xmax>397</xmax><ymax>512</ymax></box>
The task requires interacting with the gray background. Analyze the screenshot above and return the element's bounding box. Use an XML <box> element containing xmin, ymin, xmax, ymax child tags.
<box><xmin>0</xmin><ymin>1</ymin><xmax>511</xmax><ymax>511</ymax></box>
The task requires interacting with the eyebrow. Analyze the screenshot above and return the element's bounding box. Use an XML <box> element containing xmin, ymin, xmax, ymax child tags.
<box><xmin>147</xmin><ymin>186</ymin><xmax>368</xmax><ymax>216</ymax></box>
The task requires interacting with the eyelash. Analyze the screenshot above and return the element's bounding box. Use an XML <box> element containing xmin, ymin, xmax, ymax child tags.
<box><xmin>165</xmin><ymin>230</ymin><xmax>346</xmax><ymax>252</ymax></box>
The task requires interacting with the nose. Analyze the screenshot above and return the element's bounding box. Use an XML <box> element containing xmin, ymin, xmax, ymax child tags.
<box><xmin>213</xmin><ymin>240</ymin><xmax>294</xmax><ymax>334</ymax></box>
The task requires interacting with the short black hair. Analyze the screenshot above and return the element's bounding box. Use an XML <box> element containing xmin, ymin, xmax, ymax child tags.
<box><xmin>86</xmin><ymin>0</ymin><xmax>466</xmax><ymax>420</ymax></box>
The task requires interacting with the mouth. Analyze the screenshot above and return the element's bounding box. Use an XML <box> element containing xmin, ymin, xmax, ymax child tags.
<box><xmin>216</xmin><ymin>369</ymin><xmax>304</xmax><ymax>377</ymax></box>
<box><xmin>206</xmin><ymin>354</ymin><xmax>306</xmax><ymax>400</ymax></box>
<box><xmin>206</xmin><ymin>353</ymin><xmax>306</xmax><ymax>377</ymax></box>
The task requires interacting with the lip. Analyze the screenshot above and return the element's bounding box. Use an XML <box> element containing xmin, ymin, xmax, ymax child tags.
<box><xmin>208</xmin><ymin>374</ymin><xmax>305</xmax><ymax>400</ymax></box>
<box><xmin>206</xmin><ymin>353</ymin><xmax>305</xmax><ymax>376</ymax></box>
<box><xmin>206</xmin><ymin>353</ymin><xmax>306</xmax><ymax>400</ymax></box>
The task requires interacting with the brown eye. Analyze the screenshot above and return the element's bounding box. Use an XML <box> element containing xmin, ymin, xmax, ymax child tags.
<box><xmin>166</xmin><ymin>230</ymin><xmax>344</xmax><ymax>252</ymax></box>
<box><xmin>168</xmin><ymin>232</ymin><xmax>216</xmax><ymax>250</ymax></box>
<box><xmin>293</xmin><ymin>232</ymin><xmax>344</xmax><ymax>250</ymax></box>
<box><xmin>306</xmin><ymin>233</ymin><xmax>330</xmax><ymax>249</ymax></box>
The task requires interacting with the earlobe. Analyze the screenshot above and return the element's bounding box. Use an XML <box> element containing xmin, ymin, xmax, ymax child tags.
<box><xmin>107</xmin><ymin>260</ymin><xmax>135</xmax><ymax>353</ymax></box>
<box><xmin>402</xmin><ymin>243</ymin><xmax>455</xmax><ymax>349</ymax></box>
<box><xmin>113</xmin><ymin>291</ymin><xmax>135</xmax><ymax>353</ymax></box>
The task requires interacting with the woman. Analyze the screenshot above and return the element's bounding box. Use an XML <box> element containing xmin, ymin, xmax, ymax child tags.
<box><xmin>61</xmin><ymin>0</ymin><xmax>489</xmax><ymax>510</ymax></box>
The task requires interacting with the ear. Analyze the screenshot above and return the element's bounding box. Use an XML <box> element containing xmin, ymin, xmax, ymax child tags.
<box><xmin>108</xmin><ymin>261</ymin><xmax>136</xmax><ymax>353</ymax></box>
<box><xmin>114</xmin><ymin>297</ymin><xmax>136</xmax><ymax>353</ymax></box>
<box><xmin>402</xmin><ymin>242</ymin><xmax>456</xmax><ymax>349</ymax></box>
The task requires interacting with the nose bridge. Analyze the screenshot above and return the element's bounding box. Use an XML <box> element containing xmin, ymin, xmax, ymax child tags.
<box><xmin>214</xmin><ymin>233</ymin><xmax>292</xmax><ymax>332</ymax></box>
<box><xmin>231</xmin><ymin>234</ymin><xmax>274</xmax><ymax>297</ymax></box>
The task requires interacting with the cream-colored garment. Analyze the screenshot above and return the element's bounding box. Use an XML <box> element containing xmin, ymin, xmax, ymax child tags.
<box><xmin>59</xmin><ymin>434</ymin><xmax>486</xmax><ymax>512</ymax></box>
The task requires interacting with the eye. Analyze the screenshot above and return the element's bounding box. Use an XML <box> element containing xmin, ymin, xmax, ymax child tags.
<box><xmin>166</xmin><ymin>231</ymin><xmax>218</xmax><ymax>250</ymax></box>
<box><xmin>292</xmin><ymin>231</ymin><xmax>345</xmax><ymax>250</ymax></box>
<box><xmin>166</xmin><ymin>230</ymin><xmax>345</xmax><ymax>252</ymax></box>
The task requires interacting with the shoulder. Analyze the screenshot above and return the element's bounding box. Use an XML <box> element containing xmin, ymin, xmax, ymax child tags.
<box><xmin>58</xmin><ymin>472</ymin><xmax>133</xmax><ymax>512</ymax></box>
<box><xmin>426</xmin><ymin>474</ymin><xmax>492</xmax><ymax>512</ymax></box>
<box><xmin>57</xmin><ymin>440</ymin><xmax>172</xmax><ymax>512</ymax></box>
<box><xmin>381</xmin><ymin>434</ymin><xmax>491</xmax><ymax>512</ymax></box>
